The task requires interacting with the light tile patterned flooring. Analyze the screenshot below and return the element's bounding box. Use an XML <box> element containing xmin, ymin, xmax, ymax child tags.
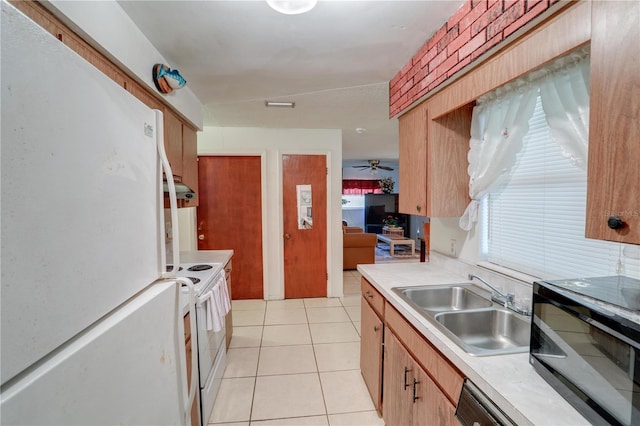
<box><xmin>208</xmin><ymin>270</ymin><xmax>385</xmax><ymax>426</ymax></box>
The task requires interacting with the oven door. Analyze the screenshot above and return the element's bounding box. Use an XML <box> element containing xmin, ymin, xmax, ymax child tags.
<box><xmin>530</xmin><ymin>282</ymin><xmax>640</xmax><ymax>426</ymax></box>
<box><xmin>195</xmin><ymin>280</ymin><xmax>226</xmax><ymax>385</ymax></box>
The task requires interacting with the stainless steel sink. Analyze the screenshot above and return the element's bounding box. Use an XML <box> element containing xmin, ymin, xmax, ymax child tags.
<box><xmin>392</xmin><ymin>284</ymin><xmax>530</xmax><ymax>356</ymax></box>
<box><xmin>392</xmin><ymin>285</ymin><xmax>493</xmax><ymax>313</ymax></box>
<box><xmin>434</xmin><ymin>309</ymin><xmax>530</xmax><ymax>356</ymax></box>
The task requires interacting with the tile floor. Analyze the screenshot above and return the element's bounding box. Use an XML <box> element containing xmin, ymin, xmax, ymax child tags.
<box><xmin>208</xmin><ymin>270</ymin><xmax>385</xmax><ymax>426</ymax></box>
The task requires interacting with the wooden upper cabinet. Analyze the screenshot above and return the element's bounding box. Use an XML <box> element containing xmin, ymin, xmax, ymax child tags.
<box><xmin>180</xmin><ymin>124</ymin><xmax>199</xmax><ymax>207</ymax></box>
<box><xmin>164</xmin><ymin>109</ymin><xmax>184</xmax><ymax>179</ymax></box>
<box><xmin>398</xmin><ymin>103</ymin><xmax>428</xmax><ymax>216</ymax></box>
<box><xmin>398</xmin><ymin>102</ymin><xmax>471</xmax><ymax>217</ymax></box>
<box><xmin>428</xmin><ymin>105</ymin><xmax>473</xmax><ymax>217</ymax></box>
<box><xmin>586</xmin><ymin>1</ymin><xmax>640</xmax><ymax>244</ymax></box>
<box><xmin>127</xmin><ymin>81</ymin><xmax>163</xmax><ymax>111</ymax></box>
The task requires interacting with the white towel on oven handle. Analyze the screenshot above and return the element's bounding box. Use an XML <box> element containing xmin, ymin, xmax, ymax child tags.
<box><xmin>201</xmin><ymin>274</ymin><xmax>231</xmax><ymax>332</ymax></box>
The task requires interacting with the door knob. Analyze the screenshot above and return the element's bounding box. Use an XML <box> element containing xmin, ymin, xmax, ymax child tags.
<box><xmin>284</xmin><ymin>233</ymin><xmax>291</xmax><ymax>240</ymax></box>
<box><xmin>198</xmin><ymin>234</ymin><xmax>205</xmax><ymax>240</ymax></box>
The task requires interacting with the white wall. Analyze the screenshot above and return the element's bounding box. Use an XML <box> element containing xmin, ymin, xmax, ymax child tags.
<box><xmin>188</xmin><ymin>127</ymin><xmax>343</xmax><ymax>300</ymax></box>
<box><xmin>430</xmin><ymin>217</ymin><xmax>481</xmax><ymax>263</ymax></box>
<box><xmin>43</xmin><ymin>0</ymin><xmax>203</xmax><ymax>129</ymax></box>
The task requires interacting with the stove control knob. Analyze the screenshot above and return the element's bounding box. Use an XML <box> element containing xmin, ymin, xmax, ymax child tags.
<box><xmin>607</xmin><ymin>215</ymin><xmax>624</xmax><ymax>230</ymax></box>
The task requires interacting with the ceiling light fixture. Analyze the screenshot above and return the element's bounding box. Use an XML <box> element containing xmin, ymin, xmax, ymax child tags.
<box><xmin>355</xmin><ymin>127</ymin><xmax>367</xmax><ymax>134</ymax></box>
<box><xmin>266</xmin><ymin>0</ymin><xmax>317</xmax><ymax>15</ymax></box>
<box><xmin>265</xmin><ymin>101</ymin><xmax>295</xmax><ymax>108</ymax></box>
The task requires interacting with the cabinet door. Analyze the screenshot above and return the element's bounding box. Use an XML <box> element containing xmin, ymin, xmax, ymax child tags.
<box><xmin>184</xmin><ymin>313</ymin><xmax>199</xmax><ymax>426</ymax></box>
<box><xmin>360</xmin><ymin>297</ymin><xmax>384</xmax><ymax>412</ymax></box>
<box><xmin>412</xmin><ymin>362</ymin><xmax>457</xmax><ymax>426</ymax></box>
<box><xmin>180</xmin><ymin>124</ymin><xmax>199</xmax><ymax>207</ymax></box>
<box><xmin>398</xmin><ymin>103</ymin><xmax>428</xmax><ymax>216</ymax></box>
<box><xmin>224</xmin><ymin>260</ymin><xmax>233</xmax><ymax>350</ymax></box>
<box><xmin>382</xmin><ymin>330</ymin><xmax>414</xmax><ymax>425</ymax></box>
<box><xmin>164</xmin><ymin>109</ymin><xmax>183</xmax><ymax>179</ymax></box>
<box><xmin>586</xmin><ymin>0</ymin><xmax>640</xmax><ymax>244</ymax></box>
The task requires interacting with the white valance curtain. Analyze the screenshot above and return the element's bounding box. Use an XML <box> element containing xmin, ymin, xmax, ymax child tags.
<box><xmin>459</xmin><ymin>48</ymin><xmax>590</xmax><ymax>231</ymax></box>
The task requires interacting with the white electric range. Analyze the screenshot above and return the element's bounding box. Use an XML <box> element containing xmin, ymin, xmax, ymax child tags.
<box><xmin>169</xmin><ymin>262</ymin><xmax>227</xmax><ymax>426</ymax></box>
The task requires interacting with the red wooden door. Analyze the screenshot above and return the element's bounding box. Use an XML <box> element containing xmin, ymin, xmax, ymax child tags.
<box><xmin>282</xmin><ymin>155</ymin><xmax>327</xmax><ymax>298</ymax></box>
<box><xmin>197</xmin><ymin>156</ymin><xmax>263</xmax><ymax>299</ymax></box>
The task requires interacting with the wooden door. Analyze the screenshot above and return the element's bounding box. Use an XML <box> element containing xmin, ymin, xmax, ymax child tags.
<box><xmin>197</xmin><ymin>156</ymin><xmax>263</xmax><ymax>299</ymax></box>
<box><xmin>282</xmin><ymin>155</ymin><xmax>327</xmax><ymax>298</ymax></box>
<box><xmin>360</xmin><ymin>299</ymin><xmax>383</xmax><ymax>412</ymax></box>
<box><xmin>382</xmin><ymin>331</ymin><xmax>414</xmax><ymax>426</ymax></box>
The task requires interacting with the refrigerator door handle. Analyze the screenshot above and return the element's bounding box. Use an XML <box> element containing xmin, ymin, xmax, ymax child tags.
<box><xmin>175</xmin><ymin>277</ymin><xmax>198</xmax><ymax>426</ymax></box>
<box><xmin>155</xmin><ymin>110</ymin><xmax>181</xmax><ymax>276</ymax></box>
<box><xmin>154</xmin><ymin>110</ymin><xmax>180</xmax><ymax>278</ymax></box>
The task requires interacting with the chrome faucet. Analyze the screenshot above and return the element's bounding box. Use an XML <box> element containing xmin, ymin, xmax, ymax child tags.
<box><xmin>468</xmin><ymin>274</ymin><xmax>515</xmax><ymax>308</ymax></box>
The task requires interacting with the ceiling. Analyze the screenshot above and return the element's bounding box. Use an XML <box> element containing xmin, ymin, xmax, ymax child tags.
<box><xmin>118</xmin><ymin>0</ymin><xmax>464</xmax><ymax>161</ymax></box>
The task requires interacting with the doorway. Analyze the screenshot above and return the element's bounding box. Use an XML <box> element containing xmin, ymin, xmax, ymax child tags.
<box><xmin>197</xmin><ymin>156</ymin><xmax>264</xmax><ymax>299</ymax></box>
<box><xmin>282</xmin><ymin>154</ymin><xmax>327</xmax><ymax>298</ymax></box>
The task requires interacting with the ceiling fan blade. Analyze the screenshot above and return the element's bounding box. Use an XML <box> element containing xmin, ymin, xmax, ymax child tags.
<box><xmin>378</xmin><ymin>166</ymin><xmax>394</xmax><ymax>171</ymax></box>
<box><xmin>352</xmin><ymin>165</ymin><xmax>369</xmax><ymax>169</ymax></box>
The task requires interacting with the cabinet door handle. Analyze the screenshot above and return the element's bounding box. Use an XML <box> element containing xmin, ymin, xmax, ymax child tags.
<box><xmin>373</xmin><ymin>325</ymin><xmax>380</xmax><ymax>332</ymax></box>
<box><xmin>416</xmin><ymin>205</ymin><xmax>421</xmax><ymax>212</ymax></box>
<box><xmin>412</xmin><ymin>378</ymin><xmax>420</xmax><ymax>403</ymax></box>
<box><xmin>365</xmin><ymin>291</ymin><xmax>373</xmax><ymax>299</ymax></box>
<box><xmin>403</xmin><ymin>367</ymin><xmax>411</xmax><ymax>390</ymax></box>
<box><xmin>608</xmin><ymin>215</ymin><xmax>625</xmax><ymax>229</ymax></box>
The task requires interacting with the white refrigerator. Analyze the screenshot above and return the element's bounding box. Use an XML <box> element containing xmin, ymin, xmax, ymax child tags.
<box><xmin>1</xmin><ymin>3</ymin><xmax>194</xmax><ymax>424</ymax></box>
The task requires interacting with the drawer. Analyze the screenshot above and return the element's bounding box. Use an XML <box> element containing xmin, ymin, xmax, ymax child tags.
<box><xmin>385</xmin><ymin>302</ymin><xmax>464</xmax><ymax>405</ymax></box>
<box><xmin>361</xmin><ymin>278</ymin><xmax>384</xmax><ymax>316</ymax></box>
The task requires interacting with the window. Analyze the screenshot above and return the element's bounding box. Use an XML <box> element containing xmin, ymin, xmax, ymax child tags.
<box><xmin>485</xmin><ymin>96</ymin><xmax>639</xmax><ymax>279</ymax></box>
<box><xmin>342</xmin><ymin>179</ymin><xmax>382</xmax><ymax>195</ymax></box>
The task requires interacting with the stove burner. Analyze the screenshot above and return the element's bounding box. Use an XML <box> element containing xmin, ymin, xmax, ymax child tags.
<box><xmin>180</xmin><ymin>277</ymin><xmax>201</xmax><ymax>286</ymax></box>
<box><xmin>166</xmin><ymin>265</ymin><xmax>183</xmax><ymax>272</ymax></box>
<box><xmin>187</xmin><ymin>264</ymin><xmax>213</xmax><ymax>272</ymax></box>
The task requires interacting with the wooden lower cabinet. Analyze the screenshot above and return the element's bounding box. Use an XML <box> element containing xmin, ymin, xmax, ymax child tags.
<box><xmin>382</xmin><ymin>330</ymin><xmax>413</xmax><ymax>424</ymax></box>
<box><xmin>184</xmin><ymin>313</ymin><xmax>199</xmax><ymax>426</ymax></box>
<box><xmin>360</xmin><ymin>295</ymin><xmax>384</xmax><ymax>412</ymax></box>
<box><xmin>383</xmin><ymin>331</ymin><xmax>457</xmax><ymax>426</ymax></box>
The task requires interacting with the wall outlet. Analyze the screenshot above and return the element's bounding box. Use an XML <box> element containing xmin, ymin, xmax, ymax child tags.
<box><xmin>450</xmin><ymin>239</ymin><xmax>457</xmax><ymax>257</ymax></box>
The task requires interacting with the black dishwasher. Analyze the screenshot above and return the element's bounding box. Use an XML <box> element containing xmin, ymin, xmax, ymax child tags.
<box><xmin>456</xmin><ymin>379</ymin><xmax>515</xmax><ymax>426</ymax></box>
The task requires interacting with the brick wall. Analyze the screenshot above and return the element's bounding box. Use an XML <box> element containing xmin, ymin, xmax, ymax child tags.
<box><xmin>389</xmin><ymin>0</ymin><xmax>560</xmax><ymax>117</ymax></box>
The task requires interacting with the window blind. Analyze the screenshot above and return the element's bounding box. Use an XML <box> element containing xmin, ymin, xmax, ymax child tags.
<box><xmin>486</xmin><ymin>96</ymin><xmax>639</xmax><ymax>279</ymax></box>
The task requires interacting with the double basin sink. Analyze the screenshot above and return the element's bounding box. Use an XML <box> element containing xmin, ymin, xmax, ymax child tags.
<box><xmin>392</xmin><ymin>284</ymin><xmax>530</xmax><ymax>356</ymax></box>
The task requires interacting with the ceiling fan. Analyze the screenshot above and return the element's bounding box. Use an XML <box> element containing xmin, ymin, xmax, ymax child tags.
<box><xmin>352</xmin><ymin>160</ymin><xmax>394</xmax><ymax>173</ymax></box>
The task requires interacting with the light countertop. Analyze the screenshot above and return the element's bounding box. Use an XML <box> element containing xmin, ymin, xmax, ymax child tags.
<box><xmin>180</xmin><ymin>250</ymin><xmax>234</xmax><ymax>267</ymax></box>
<box><xmin>357</xmin><ymin>262</ymin><xmax>589</xmax><ymax>426</ymax></box>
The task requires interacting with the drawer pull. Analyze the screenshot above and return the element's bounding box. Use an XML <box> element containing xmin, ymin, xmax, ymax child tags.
<box><xmin>373</xmin><ymin>325</ymin><xmax>380</xmax><ymax>332</ymax></box>
<box><xmin>412</xmin><ymin>378</ymin><xmax>420</xmax><ymax>403</ymax></box>
<box><xmin>365</xmin><ymin>291</ymin><xmax>373</xmax><ymax>299</ymax></box>
<box><xmin>403</xmin><ymin>367</ymin><xmax>411</xmax><ymax>390</ymax></box>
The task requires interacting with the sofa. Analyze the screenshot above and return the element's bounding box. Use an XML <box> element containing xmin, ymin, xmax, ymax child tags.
<box><xmin>343</xmin><ymin>226</ymin><xmax>377</xmax><ymax>270</ymax></box>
